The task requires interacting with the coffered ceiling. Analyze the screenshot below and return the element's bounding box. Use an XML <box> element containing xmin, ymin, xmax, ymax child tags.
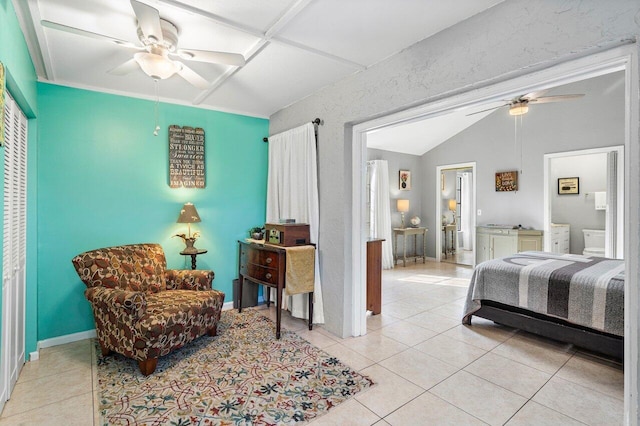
<box><xmin>15</xmin><ymin>0</ymin><xmax>504</xmax><ymax>118</ymax></box>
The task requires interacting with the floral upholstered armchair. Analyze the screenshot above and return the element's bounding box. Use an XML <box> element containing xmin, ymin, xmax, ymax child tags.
<box><xmin>71</xmin><ymin>243</ymin><xmax>225</xmax><ymax>375</ymax></box>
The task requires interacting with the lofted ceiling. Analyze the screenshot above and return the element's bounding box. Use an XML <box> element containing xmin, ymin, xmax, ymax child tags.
<box><xmin>15</xmin><ymin>0</ymin><xmax>504</xmax><ymax>118</ymax></box>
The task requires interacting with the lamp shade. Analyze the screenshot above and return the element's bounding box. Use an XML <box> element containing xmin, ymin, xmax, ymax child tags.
<box><xmin>509</xmin><ymin>103</ymin><xmax>529</xmax><ymax>116</ymax></box>
<box><xmin>177</xmin><ymin>203</ymin><xmax>201</xmax><ymax>223</ymax></box>
<box><xmin>134</xmin><ymin>52</ymin><xmax>179</xmax><ymax>80</ymax></box>
<box><xmin>448</xmin><ymin>199</ymin><xmax>457</xmax><ymax>211</ymax></box>
<box><xmin>397</xmin><ymin>199</ymin><xmax>409</xmax><ymax>213</ymax></box>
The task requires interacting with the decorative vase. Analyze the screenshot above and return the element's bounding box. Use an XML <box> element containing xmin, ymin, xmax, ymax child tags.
<box><xmin>183</xmin><ymin>238</ymin><xmax>198</xmax><ymax>254</ymax></box>
<box><xmin>252</xmin><ymin>232</ymin><xmax>264</xmax><ymax>240</ymax></box>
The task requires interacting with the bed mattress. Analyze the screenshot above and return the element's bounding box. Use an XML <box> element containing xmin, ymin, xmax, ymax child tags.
<box><xmin>463</xmin><ymin>251</ymin><xmax>624</xmax><ymax>337</ymax></box>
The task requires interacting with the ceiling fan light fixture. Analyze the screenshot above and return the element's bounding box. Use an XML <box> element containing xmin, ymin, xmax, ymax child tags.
<box><xmin>509</xmin><ymin>103</ymin><xmax>529</xmax><ymax>116</ymax></box>
<box><xmin>134</xmin><ymin>52</ymin><xmax>178</xmax><ymax>79</ymax></box>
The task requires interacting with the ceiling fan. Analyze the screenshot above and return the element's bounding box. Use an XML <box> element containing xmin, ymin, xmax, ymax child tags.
<box><xmin>41</xmin><ymin>0</ymin><xmax>246</xmax><ymax>90</ymax></box>
<box><xmin>469</xmin><ymin>90</ymin><xmax>585</xmax><ymax>116</ymax></box>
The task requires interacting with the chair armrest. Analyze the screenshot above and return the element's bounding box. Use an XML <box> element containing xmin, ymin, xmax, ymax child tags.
<box><xmin>165</xmin><ymin>269</ymin><xmax>214</xmax><ymax>291</ymax></box>
<box><xmin>85</xmin><ymin>287</ymin><xmax>147</xmax><ymax>320</ymax></box>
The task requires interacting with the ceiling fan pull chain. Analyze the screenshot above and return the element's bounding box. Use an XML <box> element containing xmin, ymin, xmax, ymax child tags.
<box><xmin>153</xmin><ymin>79</ymin><xmax>160</xmax><ymax>136</ymax></box>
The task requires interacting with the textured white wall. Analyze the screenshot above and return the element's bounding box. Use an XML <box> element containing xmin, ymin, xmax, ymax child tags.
<box><xmin>269</xmin><ymin>1</ymin><xmax>640</xmax><ymax>340</ymax></box>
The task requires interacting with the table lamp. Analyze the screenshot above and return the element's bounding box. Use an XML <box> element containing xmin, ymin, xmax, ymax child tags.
<box><xmin>176</xmin><ymin>202</ymin><xmax>201</xmax><ymax>253</ymax></box>
<box><xmin>397</xmin><ymin>199</ymin><xmax>409</xmax><ymax>228</ymax></box>
<box><xmin>448</xmin><ymin>199</ymin><xmax>457</xmax><ymax>224</ymax></box>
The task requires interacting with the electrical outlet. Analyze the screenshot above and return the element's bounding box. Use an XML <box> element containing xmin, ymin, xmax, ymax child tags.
<box><xmin>477</xmin><ymin>209</ymin><xmax>482</xmax><ymax>216</ymax></box>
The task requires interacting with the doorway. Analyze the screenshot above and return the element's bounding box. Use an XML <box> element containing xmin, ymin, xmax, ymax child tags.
<box><xmin>544</xmin><ymin>147</ymin><xmax>624</xmax><ymax>259</ymax></box>
<box><xmin>349</xmin><ymin>46</ymin><xmax>639</xmax><ymax>421</ymax></box>
<box><xmin>436</xmin><ymin>163</ymin><xmax>476</xmax><ymax>266</ymax></box>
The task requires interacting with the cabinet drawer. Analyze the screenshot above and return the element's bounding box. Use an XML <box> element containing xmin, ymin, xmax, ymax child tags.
<box><xmin>245</xmin><ymin>246</ymin><xmax>280</xmax><ymax>267</ymax></box>
<box><xmin>245</xmin><ymin>264</ymin><xmax>279</xmax><ymax>285</ymax></box>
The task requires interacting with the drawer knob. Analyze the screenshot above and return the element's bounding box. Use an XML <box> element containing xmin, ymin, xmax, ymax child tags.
<box><xmin>266</xmin><ymin>257</ymin><xmax>272</xmax><ymax>264</ymax></box>
<box><xmin>265</xmin><ymin>273</ymin><xmax>272</xmax><ymax>279</ymax></box>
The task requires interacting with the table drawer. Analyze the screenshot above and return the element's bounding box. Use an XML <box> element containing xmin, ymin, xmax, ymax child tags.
<box><xmin>242</xmin><ymin>246</ymin><xmax>280</xmax><ymax>267</ymax></box>
<box><xmin>245</xmin><ymin>263</ymin><xmax>279</xmax><ymax>285</ymax></box>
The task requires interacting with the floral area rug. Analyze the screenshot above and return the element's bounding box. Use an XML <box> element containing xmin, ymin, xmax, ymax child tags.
<box><xmin>96</xmin><ymin>308</ymin><xmax>374</xmax><ymax>425</ymax></box>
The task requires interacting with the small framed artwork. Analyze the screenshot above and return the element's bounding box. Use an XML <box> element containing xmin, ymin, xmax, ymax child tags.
<box><xmin>399</xmin><ymin>170</ymin><xmax>411</xmax><ymax>190</ymax></box>
<box><xmin>558</xmin><ymin>177</ymin><xmax>579</xmax><ymax>194</ymax></box>
<box><xmin>495</xmin><ymin>171</ymin><xmax>518</xmax><ymax>192</ymax></box>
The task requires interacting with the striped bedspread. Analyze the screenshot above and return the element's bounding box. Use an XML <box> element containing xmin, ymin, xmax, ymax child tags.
<box><xmin>463</xmin><ymin>251</ymin><xmax>624</xmax><ymax>336</ymax></box>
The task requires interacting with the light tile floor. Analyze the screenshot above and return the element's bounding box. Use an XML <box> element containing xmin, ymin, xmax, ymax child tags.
<box><xmin>0</xmin><ymin>261</ymin><xmax>624</xmax><ymax>425</ymax></box>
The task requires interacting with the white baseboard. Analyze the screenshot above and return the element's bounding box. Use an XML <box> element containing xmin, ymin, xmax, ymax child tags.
<box><xmin>29</xmin><ymin>351</ymin><xmax>39</xmax><ymax>362</ymax></box>
<box><xmin>223</xmin><ymin>296</ymin><xmax>265</xmax><ymax>311</ymax></box>
<box><xmin>35</xmin><ymin>329</ymin><xmax>97</xmax><ymax>353</ymax></box>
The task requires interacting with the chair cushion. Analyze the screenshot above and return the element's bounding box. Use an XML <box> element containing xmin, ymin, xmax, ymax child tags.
<box><xmin>72</xmin><ymin>243</ymin><xmax>167</xmax><ymax>293</ymax></box>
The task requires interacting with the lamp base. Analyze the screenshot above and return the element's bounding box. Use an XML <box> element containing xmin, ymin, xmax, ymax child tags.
<box><xmin>183</xmin><ymin>239</ymin><xmax>198</xmax><ymax>254</ymax></box>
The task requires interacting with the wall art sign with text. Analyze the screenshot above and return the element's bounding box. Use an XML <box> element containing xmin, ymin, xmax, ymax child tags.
<box><xmin>495</xmin><ymin>171</ymin><xmax>518</xmax><ymax>192</ymax></box>
<box><xmin>169</xmin><ymin>125</ymin><xmax>206</xmax><ymax>188</ymax></box>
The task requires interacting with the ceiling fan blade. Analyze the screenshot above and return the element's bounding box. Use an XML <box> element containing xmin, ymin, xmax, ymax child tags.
<box><xmin>174</xmin><ymin>62</ymin><xmax>210</xmax><ymax>90</ymax></box>
<box><xmin>108</xmin><ymin>58</ymin><xmax>140</xmax><ymax>76</ymax></box>
<box><xmin>520</xmin><ymin>89</ymin><xmax>549</xmax><ymax>101</ymax></box>
<box><xmin>466</xmin><ymin>104</ymin><xmax>507</xmax><ymax>116</ymax></box>
<box><xmin>175</xmin><ymin>49</ymin><xmax>246</xmax><ymax>67</ymax></box>
<box><xmin>130</xmin><ymin>0</ymin><xmax>163</xmax><ymax>44</ymax></box>
<box><xmin>41</xmin><ymin>20</ymin><xmax>139</xmax><ymax>48</ymax></box>
<box><xmin>528</xmin><ymin>94</ymin><xmax>585</xmax><ymax>104</ymax></box>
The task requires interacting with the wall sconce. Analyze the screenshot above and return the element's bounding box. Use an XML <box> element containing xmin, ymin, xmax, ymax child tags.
<box><xmin>397</xmin><ymin>199</ymin><xmax>409</xmax><ymax>228</ymax></box>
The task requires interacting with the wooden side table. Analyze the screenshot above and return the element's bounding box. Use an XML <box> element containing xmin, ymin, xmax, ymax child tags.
<box><xmin>237</xmin><ymin>241</ymin><xmax>314</xmax><ymax>339</ymax></box>
<box><xmin>180</xmin><ymin>248</ymin><xmax>207</xmax><ymax>270</ymax></box>
<box><xmin>393</xmin><ymin>227</ymin><xmax>428</xmax><ymax>266</ymax></box>
<box><xmin>366</xmin><ymin>239</ymin><xmax>384</xmax><ymax>314</ymax></box>
<box><xmin>442</xmin><ymin>224</ymin><xmax>457</xmax><ymax>259</ymax></box>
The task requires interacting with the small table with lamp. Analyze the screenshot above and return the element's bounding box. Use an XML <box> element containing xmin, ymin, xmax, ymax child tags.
<box><xmin>442</xmin><ymin>224</ymin><xmax>457</xmax><ymax>258</ymax></box>
<box><xmin>393</xmin><ymin>227</ymin><xmax>428</xmax><ymax>266</ymax></box>
<box><xmin>180</xmin><ymin>248</ymin><xmax>208</xmax><ymax>270</ymax></box>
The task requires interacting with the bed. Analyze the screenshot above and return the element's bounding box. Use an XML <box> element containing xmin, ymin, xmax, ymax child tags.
<box><xmin>463</xmin><ymin>251</ymin><xmax>624</xmax><ymax>359</ymax></box>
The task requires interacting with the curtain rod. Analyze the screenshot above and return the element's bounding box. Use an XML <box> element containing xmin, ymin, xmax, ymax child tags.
<box><xmin>262</xmin><ymin>118</ymin><xmax>323</xmax><ymax>142</ymax></box>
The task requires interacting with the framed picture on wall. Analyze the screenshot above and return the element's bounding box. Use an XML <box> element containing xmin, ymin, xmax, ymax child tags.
<box><xmin>495</xmin><ymin>171</ymin><xmax>518</xmax><ymax>191</ymax></box>
<box><xmin>558</xmin><ymin>177</ymin><xmax>579</xmax><ymax>194</ymax></box>
<box><xmin>399</xmin><ymin>170</ymin><xmax>411</xmax><ymax>190</ymax></box>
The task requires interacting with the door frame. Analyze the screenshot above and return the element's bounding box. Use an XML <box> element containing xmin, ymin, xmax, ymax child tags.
<box><xmin>543</xmin><ymin>146</ymin><xmax>624</xmax><ymax>257</ymax></box>
<box><xmin>435</xmin><ymin>163</ymin><xmax>476</xmax><ymax>264</ymax></box>
<box><xmin>350</xmin><ymin>44</ymin><xmax>638</xmax><ymax>423</ymax></box>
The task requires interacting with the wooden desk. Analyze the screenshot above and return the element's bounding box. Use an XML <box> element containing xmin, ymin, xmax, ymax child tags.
<box><xmin>237</xmin><ymin>241</ymin><xmax>313</xmax><ymax>339</ymax></box>
<box><xmin>442</xmin><ymin>224</ymin><xmax>457</xmax><ymax>258</ymax></box>
<box><xmin>366</xmin><ymin>239</ymin><xmax>384</xmax><ymax>315</ymax></box>
<box><xmin>180</xmin><ymin>248</ymin><xmax>207</xmax><ymax>269</ymax></box>
<box><xmin>393</xmin><ymin>227</ymin><xmax>427</xmax><ymax>266</ymax></box>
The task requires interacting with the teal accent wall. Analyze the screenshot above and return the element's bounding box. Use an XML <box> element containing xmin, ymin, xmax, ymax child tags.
<box><xmin>0</xmin><ymin>0</ymin><xmax>37</xmax><ymax>113</ymax></box>
<box><xmin>0</xmin><ymin>0</ymin><xmax>38</xmax><ymax>357</ymax></box>
<box><xmin>37</xmin><ymin>83</ymin><xmax>268</xmax><ymax>340</ymax></box>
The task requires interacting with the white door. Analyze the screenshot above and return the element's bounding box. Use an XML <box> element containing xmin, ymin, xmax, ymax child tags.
<box><xmin>1</xmin><ymin>91</ymin><xmax>28</xmax><ymax>410</ymax></box>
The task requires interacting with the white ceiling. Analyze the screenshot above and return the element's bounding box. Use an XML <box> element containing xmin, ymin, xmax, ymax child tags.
<box><xmin>15</xmin><ymin>0</ymin><xmax>504</xmax><ymax>118</ymax></box>
<box><xmin>366</xmin><ymin>105</ymin><xmax>501</xmax><ymax>156</ymax></box>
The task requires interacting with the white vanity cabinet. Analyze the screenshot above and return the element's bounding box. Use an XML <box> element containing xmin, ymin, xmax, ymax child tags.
<box><xmin>476</xmin><ymin>226</ymin><xmax>544</xmax><ymax>264</ymax></box>
<box><xmin>548</xmin><ymin>223</ymin><xmax>570</xmax><ymax>254</ymax></box>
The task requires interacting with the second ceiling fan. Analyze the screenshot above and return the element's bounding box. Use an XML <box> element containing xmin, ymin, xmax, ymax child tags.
<box><xmin>41</xmin><ymin>0</ymin><xmax>246</xmax><ymax>89</ymax></box>
<box><xmin>469</xmin><ymin>90</ymin><xmax>585</xmax><ymax>116</ymax></box>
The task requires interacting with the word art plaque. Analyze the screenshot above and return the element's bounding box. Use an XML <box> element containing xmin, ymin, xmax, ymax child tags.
<box><xmin>169</xmin><ymin>125</ymin><xmax>205</xmax><ymax>188</ymax></box>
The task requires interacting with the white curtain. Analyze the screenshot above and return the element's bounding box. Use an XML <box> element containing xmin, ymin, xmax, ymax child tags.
<box><xmin>367</xmin><ymin>160</ymin><xmax>394</xmax><ymax>269</ymax></box>
<box><xmin>460</xmin><ymin>172</ymin><xmax>473</xmax><ymax>250</ymax></box>
<box><xmin>266</xmin><ymin>122</ymin><xmax>324</xmax><ymax>323</ymax></box>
